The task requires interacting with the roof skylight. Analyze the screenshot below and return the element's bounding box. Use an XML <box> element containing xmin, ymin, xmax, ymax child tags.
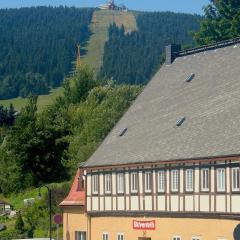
<box><xmin>119</xmin><ymin>128</ymin><xmax>128</xmax><ymax>137</ymax></box>
<box><xmin>176</xmin><ymin>117</ymin><xmax>186</xmax><ymax>127</ymax></box>
<box><xmin>186</xmin><ymin>73</ymin><xmax>195</xmax><ymax>82</ymax></box>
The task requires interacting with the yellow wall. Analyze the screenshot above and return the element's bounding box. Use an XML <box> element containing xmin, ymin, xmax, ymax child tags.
<box><xmin>63</xmin><ymin>207</ymin><xmax>88</xmax><ymax>240</ymax></box>
<box><xmin>63</xmin><ymin>209</ymin><xmax>239</xmax><ymax>240</ymax></box>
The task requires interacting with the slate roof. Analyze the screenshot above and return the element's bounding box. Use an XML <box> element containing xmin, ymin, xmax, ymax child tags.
<box><xmin>0</xmin><ymin>199</ymin><xmax>11</xmax><ymax>206</ymax></box>
<box><xmin>84</xmin><ymin>39</ymin><xmax>240</xmax><ymax>167</ymax></box>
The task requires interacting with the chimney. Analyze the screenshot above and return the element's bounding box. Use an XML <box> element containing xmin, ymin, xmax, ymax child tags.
<box><xmin>165</xmin><ymin>44</ymin><xmax>181</xmax><ymax>65</ymax></box>
<box><xmin>77</xmin><ymin>169</ymin><xmax>85</xmax><ymax>191</ymax></box>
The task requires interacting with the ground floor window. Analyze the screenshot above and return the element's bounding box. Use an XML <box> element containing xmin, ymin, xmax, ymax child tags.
<box><xmin>117</xmin><ymin>233</ymin><xmax>124</xmax><ymax>240</ymax></box>
<box><xmin>103</xmin><ymin>232</ymin><xmax>109</xmax><ymax>240</ymax></box>
<box><xmin>172</xmin><ymin>236</ymin><xmax>181</xmax><ymax>240</ymax></box>
<box><xmin>192</xmin><ymin>237</ymin><xmax>201</xmax><ymax>240</ymax></box>
<box><xmin>75</xmin><ymin>231</ymin><xmax>86</xmax><ymax>240</ymax></box>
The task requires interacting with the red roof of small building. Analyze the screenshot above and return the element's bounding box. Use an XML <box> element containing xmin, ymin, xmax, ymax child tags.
<box><xmin>60</xmin><ymin>169</ymin><xmax>85</xmax><ymax>207</ymax></box>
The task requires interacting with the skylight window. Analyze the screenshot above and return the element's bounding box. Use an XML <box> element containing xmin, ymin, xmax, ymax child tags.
<box><xmin>176</xmin><ymin>117</ymin><xmax>186</xmax><ymax>127</ymax></box>
<box><xmin>186</xmin><ymin>73</ymin><xmax>195</xmax><ymax>82</ymax></box>
<box><xmin>119</xmin><ymin>128</ymin><xmax>128</xmax><ymax>137</ymax></box>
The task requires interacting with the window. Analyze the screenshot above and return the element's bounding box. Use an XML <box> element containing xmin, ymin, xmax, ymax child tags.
<box><xmin>173</xmin><ymin>236</ymin><xmax>181</xmax><ymax>240</ymax></box>
<box><xmin>171</xmin><ymin>170</ymin><xmax>179</xmax><ymax>192</ymax></box>
<box><xmin>186</xmin><ymin>73</ymin><xmax>195</xmax><ymax>82</ymax></box>
<box><xmin>92</xmin><ymin>175</ymin><xmax>99</xmax><ymax>194</ymax></box>
<box><xmin>75</xmin><ymin>231</ymin><xmax>86</xmax><ymax>240</ymax></box>
<box><xmin>217</xmin><ymin>168</ymin><xmax>225</xmax><ymax>192</ymax></box>
<box><xmin>117</xmin><ymin>173</ymin><xmax>124</xmax><ymax>194</ymax></box>
<box><xmin>232</xmin><ymin>167</ymin><xmax>240</xmax><ymax>191</ymax></box>
<box><xmin>117</xmin><ymin>233</ymin><xmax>124</xmax><ymax>240</ymax></box>
<box><xmin>145</xmin><ymin>172</ymin><xmax>152</xmax><ymax>192</ymax></box>
<box><xmin>105</xmin><ymin>174</ymin><xmax>111</xmax><ymax>194</ymax></box>
<box><xmin>131</xmin><ymin>172</ymin><xmax>138</xmax><ymax>193</ymax></box>
<box><xmin>186</xmin><ymin>169</ymin><xmax>194</xmax><ymax>192</ymax></box>
<box><xmin>103</xmin><ymin>233</ymin><xmax>109</xmax><ymax>240</ymax></box>
<box><xmin>176</xmin><ymin>116</ymin><xmax>186</xmax><ymax>127</ymax></box>
<box><xmin>192</xmin><ymin>237</ymin><xmax>201</xmax><ymax>240</ymax></box>
<box><xmin>158</xmin><ymin>170</ymin><xmax>165</xmax><ymax>193</ymax></box>
<box><xmin>201</xmin><ymin>168</ymin><xmax>209</xmax><ymax>191</ymax></box>
<box><xmin>119</xmin><ymin>128</ymin><xmax>128</xmax><ymax>137</ymax></box>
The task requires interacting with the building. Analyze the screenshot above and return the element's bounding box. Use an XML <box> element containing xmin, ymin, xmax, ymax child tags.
<box><xmin>98</xmin><ymin>0</ymin><xmax>127</xmax><ymax>11</ymax></box>
<box><xmin>60</xmin><ymin>38</ymin><xmax>240</xmax><ymax>240</ymax></box>
<box><xmin>0</xmin><ymin>199</ymin><xmax>12</xmax><ymax>214</ymax></box>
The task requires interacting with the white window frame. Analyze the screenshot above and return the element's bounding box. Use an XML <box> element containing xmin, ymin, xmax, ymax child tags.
<box><xmin>201</xmin><ymin>168</ymin><xmax>209</xmax><ymax>191</ymax></box>
<box><xmin>171</xmin><ymin>170</ymin><xmax>179</xmax><ymax>192</ymax></box>
<box><xmin>192</xmin><ymin>237</ymin><xmax>201</xmax><ymax>240</ymax></box>
<box><xmin>104</xmin><ymin>174</ymin><xmax>111</xmax><ymax>194</ymax></box>
<box><xmin>217</xmin><ymin>168</ymin><xmax>226</xmax><ymax>192</ymax></box>
<box><xmin>158</xmin><ymin>170</ymin><xmax>165</xmax><ymax>193</ymax></box>
<box><xmin>172</xmin><ymin>236</ymin><xmax>181</xmax><ymax>240</ymax></box>
<box><xmin>186</xmin><ymin>169</ymin><xmax>194</xmax><ymax>192</ymax></box>
<box><xmin>145</xmin><ymin>171</ymin><xmax>152</xmax><ymax>193</ymax></box>
<box><xmin>232</xmin><ymin>167</ymin><xmax>240</xmax><ymax>192</ymax></box>
<box><xmin>117</xmin><ymin>173</ymin><xmax>124</xmax><ymax>194</ymax></box>
<box><xmin>131</xmin><ymin>172</ymin><xmax>138</xmax><ymax>193</ymax></box>
<box><xmin>92</xmin><ymin>174</ymin><xmax>99</xmax><ymax>194</ymax></box>
<box><xmin>75</xmin><ymin>231</ymin><xmax>86</xmax><ymax>240</ymax></box>
<box><xmin>103</xmin><ymin>232</ymin><xmax>109</xmax><ymax>240</ymax></box>
<box><xmin>117</xmin><ymin>233</ymin><xmax>124</xmax><ymax>240</ymax></box>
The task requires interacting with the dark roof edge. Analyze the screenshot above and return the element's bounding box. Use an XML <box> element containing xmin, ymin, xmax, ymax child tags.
<box><xmin>176</xmin><ymin>37</ymin><xmax>240</xmax><ymax>58</ymax></box>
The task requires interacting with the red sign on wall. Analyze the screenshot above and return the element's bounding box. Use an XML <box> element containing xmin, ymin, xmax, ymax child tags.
<box><xmin>133</xmin><ymin>220</ymin><xmax>156</xmax><ymax>230</ymax></box>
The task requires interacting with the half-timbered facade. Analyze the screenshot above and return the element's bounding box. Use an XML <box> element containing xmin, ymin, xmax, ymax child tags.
<box><xmin>61</xmin><ymin>38</ymin><xmax>240</xmax><ymax>240</ymax></box>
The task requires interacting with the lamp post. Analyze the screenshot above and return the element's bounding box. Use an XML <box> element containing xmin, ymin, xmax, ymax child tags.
<box><xmin>38</xmin><ymin>185</ymin><xmax>52</xmax><ymax>240</ymax></box>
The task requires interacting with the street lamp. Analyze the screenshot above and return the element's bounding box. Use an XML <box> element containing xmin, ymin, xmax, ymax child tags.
<box><xmin>38</xmin><ymin>185</ymin><xmax>52</xmax><ymax>240</ymax></box>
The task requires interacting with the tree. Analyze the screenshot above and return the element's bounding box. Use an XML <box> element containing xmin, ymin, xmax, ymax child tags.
<box><xmin>100</xmin><ymin>12</ymin><xmax>201</xmax><ymax>85</ymax></box>
<box><xmin>7</xmin><ymin>95</ymin><xmax>69</xmax><ymax>187</ymax></box>
<box><xmin>15</xmin><ymin>214</ymin><xmax>25</xmax><ymax>233</ymax></box>
<box><xmin>61</xmin><ymin>65</ymin><xmax>98</xmax><ymax>105</ymax></box>
<box><xmin>0</xmin><ymin>149</ymin><xmax>22</xmax><ymax>194</ymax></box>
<box><xmin>194</xmin><ymin>0</ymin><xmax>240</xmax><ymax>45</ymax></box>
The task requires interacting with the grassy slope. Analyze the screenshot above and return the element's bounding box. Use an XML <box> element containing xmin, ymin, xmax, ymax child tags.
<box><xmin>83</xmin><ymin>10</ymin><xmax>137</xmax><ymax>73</ymax></box>
<box><xmin>0</xmin><ymin>10</ymin><xmax>137</xmax><ymax>111</ymax></box>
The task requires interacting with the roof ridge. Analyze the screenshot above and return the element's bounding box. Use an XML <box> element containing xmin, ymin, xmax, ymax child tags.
<box><xmin>177</xmin><ymin>37</ymin><xmax>240</xmax><ymax>57</ymax></box>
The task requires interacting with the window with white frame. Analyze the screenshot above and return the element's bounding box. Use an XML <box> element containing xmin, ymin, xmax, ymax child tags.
<box><xmin>232</xmin><ymin>167</ymin><xmax>240</xmax><ymax>191</ymax></box>
<box><xmin>117</xmin><ymin>233</ymin><xmax>124</xmax><ymax>240</ymax></box>
<box><xmin>117</xmin><ymin>173</ymin><xmax>124</xmax><ymax>194</ymax></box>
<box><xmin>103</xmin><ymin>233</ymin><xmax>109</xmax><ymax>240</ymax></box>
<box><xmin>145</xmin><ymin>171</ymin><xmax>152</xmax><ymax>192</ymax></box>
<box><xmin>217</xmin><ymin>168</ymin><xmax>225</xmax><ymax>192</ymax></box>
<box><xmin>105</xmin><ymin>174</ymin><xmax>111</xmax><ymax>194</ymax></box>
<box><xmin>192</xmin><ymin>237</ymin><xmax>201</xmax><ymax>240</ymax></box>
<box><xmin>171</xmin><ymin>170</ymin><xmax>179</xmax><ymax>192</ymax></box>
<box><xmin>173</xmin><ymin>236</ymin><xmax>181</xmax><ymax>240</ymax></box>
<box><xmin>186</xmin><ymin>169</ymin><xmax>194</xmax><ymax>192</ymax></box>
<box><xmin>131</xmin><ymin>172</ymin><xmax>138</xmax><ymax>193</ymax></box>
<box><xmin>201</xmin><ymin>168</ymin><xmax>209</xmax><ymax>191</ymax></box>
<box><xmin>92</xmin><ymin>174</ymin><xmax>99</xmax><ymax>194</ymax></box>
<box><xmin>158</xmin><ymin>170</ymin><xmax>165</xmax><ymax>192</ymax></box>
<box><xmin>75</xmin><ymin>231</ymin><xmax>86</xmax><ymax>240</ymax></box>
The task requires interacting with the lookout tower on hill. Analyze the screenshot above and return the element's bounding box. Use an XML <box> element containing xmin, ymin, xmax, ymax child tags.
<box><xmin>98</xmin><ymin>0</ymin><xmax>127</xmax><ymax>11</ymax></box>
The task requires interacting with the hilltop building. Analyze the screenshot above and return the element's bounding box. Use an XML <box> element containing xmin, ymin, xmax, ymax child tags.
<box><xmin>60</xmin><ymin>38</ymin><xmax>240</xmax><ymax>240</ymax></box>
<box><xmin>98</xmin><ymin>0</ymin><xmax>127</xmax><ymax>11</ymax></box>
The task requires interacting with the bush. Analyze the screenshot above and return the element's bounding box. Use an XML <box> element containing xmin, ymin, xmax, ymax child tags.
<box><xmin>15</xmin><ymin>214</ymin><xmax>24</xmax><ymax>233</ymax></box>
<box><xmin>0</xmin><ymin>229</ymin><xmax>23</xmax><ymax>240</ymax></box>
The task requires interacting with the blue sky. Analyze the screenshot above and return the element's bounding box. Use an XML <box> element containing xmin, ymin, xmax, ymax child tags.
<box><xmin>0</xmin><ymin>0</ymin><xmax>210</xmax><ymax>14</ymax></box>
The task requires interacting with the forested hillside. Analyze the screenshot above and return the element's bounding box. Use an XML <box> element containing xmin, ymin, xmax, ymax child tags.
<box><xmin>0</xmin><ymin>7</ymin><xmax>93</xmax><ymax>100</ymax></box>
<box><xmin>100</xmin><ymin>12</ymin><xmax>202</xmax><ymax>84</ymax></box>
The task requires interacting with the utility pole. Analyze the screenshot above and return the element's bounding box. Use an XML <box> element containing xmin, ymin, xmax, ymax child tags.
<box><xmin>76</xmin><ymin>43</ymin><xmax>81</xmax><ymax>70</ymax></box>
